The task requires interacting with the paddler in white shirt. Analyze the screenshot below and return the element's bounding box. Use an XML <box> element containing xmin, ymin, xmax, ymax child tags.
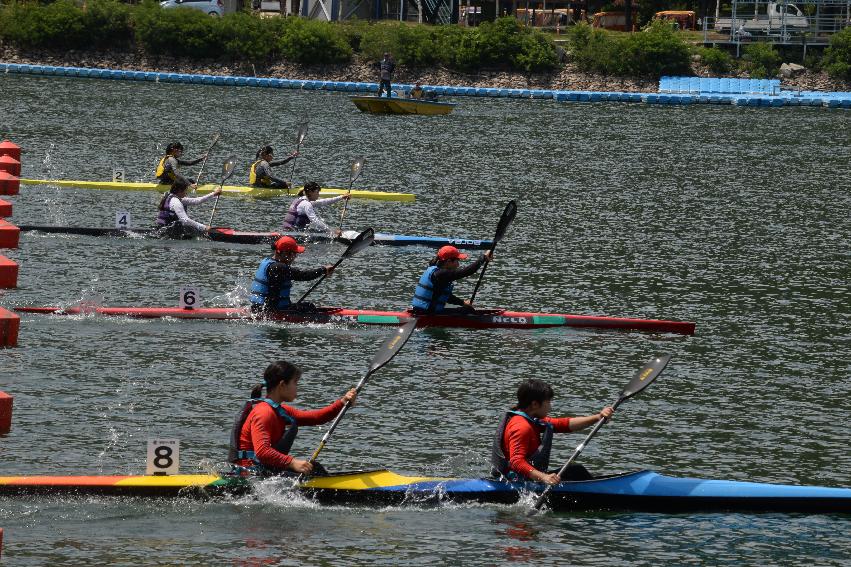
<box><xmin>282</xmin><ymin>181</ymin><xmax>349</xmax><ymax>237</ymax></box>
<box><xmin>155</xmin><ymin>142</ymin><xmax>207</xmax><ymax>187</ymax></box>
<box><xmin>156</xmin><ymin>178</ymin><xmax>221</xmax><ymax>236</ymax></box>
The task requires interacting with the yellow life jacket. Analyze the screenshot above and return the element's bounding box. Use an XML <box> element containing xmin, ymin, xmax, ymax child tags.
<box><xmin>155</xmin><ymin>155</ymin><xmax>173</xmax><ymax>183</ymax></box>
<box><xmin>249</xmin><ymin>160</ymin><xmax>271</xmax><ymax>187</ymax></box>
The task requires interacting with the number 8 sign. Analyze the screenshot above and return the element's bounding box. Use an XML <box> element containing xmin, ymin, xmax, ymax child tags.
<box><xmin>147</xmin><ymin>439</ymin><xmax>180</xmax><ymax>475</ymax></box>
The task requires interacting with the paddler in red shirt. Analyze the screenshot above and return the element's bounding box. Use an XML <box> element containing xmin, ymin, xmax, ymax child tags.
<box><xmin>492</xmin><ymin>378</ymin><xmax>614</xmax><ymax>484</ymax></box>
<box><xmin>229</xmin><ymin>360</ymin><xmax>356</xmax><ymax>476</ymax></box>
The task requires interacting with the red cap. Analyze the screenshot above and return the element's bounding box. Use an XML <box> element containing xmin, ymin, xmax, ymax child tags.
<box><xmin>437</xmin><ymin>245</ymin><xmax>467</xmax><ymax>261</ymax></box>
<box><xmin>273</xmin><ymin>236</ymin><xmax>305</xmax><ymax>254</ymax></box>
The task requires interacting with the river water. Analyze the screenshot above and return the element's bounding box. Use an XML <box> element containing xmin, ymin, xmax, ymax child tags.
<box><xmin>1</xmin><ymin>73</ymin><xmax>850</xmax><ymax>565</ymax></box>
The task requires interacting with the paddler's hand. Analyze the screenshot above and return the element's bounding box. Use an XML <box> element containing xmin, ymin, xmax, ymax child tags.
<box><xmin>289</xmin><ymin>459</ymin><xmax>313</xmax><ymax>475</ymax></box>
<box><xmin>332</xmin><ymin>229</ymin><xmax>343</xmax><ymax>238</ymax></box>
<box><xmin>341</xmin><ymin>388</ymin><xmax>357</xmax><ymax>406</ymax></box>
<box><xmin>290</xmin><ymin>151</ymin><xmax>300</xmax><ymax>158</ymax></box>
<box><xmin>324</xmin><ymin>264</ymin><xmax>335</xmax><ymax>276</ymax></box>
<box><xmin>483</xmin><ymin>250</ymin><xmax>493</xmax><ymax>262</ymax></box>
<box><xmin>598</xmin><ymin>406</ymin><xmax>615</xmax><ymax>422</ymax></box>
<box><xmin>534</xmin><ymin>471</ymin><xmax>562</xmax><ymax>485</ymax></box>
<box><xmin>190</xmin><ymin>183</ymin><xmax>199</xmax><ymax>191</ymax></box>
<box><xmin>460</xmin><ymin>299</ymin><xmax>475</xmax><ymax>314</ymax></box>
<box><xmin>341</xmin><ymin>194</ymin><xmax>351</xmax><ymax>201</ymax></box>
<box><xmin>212</xmin><ymin>187</ymin><xmax>223</xmax><ymax>196</ymax></box>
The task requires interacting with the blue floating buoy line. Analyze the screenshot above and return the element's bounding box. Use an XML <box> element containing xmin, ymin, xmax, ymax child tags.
<box><xmin>2</xmin><ymin>63</ymin><xmax>850</xmax><ymax>109</ymax></box>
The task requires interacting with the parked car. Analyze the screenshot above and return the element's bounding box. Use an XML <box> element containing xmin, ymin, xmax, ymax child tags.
<box><xmin>160</xmin><ymin>0</ymin><xmax>224</xmax><ymax>16</ymax></box>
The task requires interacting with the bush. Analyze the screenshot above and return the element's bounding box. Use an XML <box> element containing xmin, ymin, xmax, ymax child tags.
<box><xmin>278</xmin><ymin>17</ymin><xmax>352</xmax><ymax>64</ymax></box>
<box><xmin>133</xmin><ymin>1</ymin><xmax>220</xmax><ymax>58</ymax></box>
<box><xmin>217</xmin><ymin>12</ymin><xmax>277</xmax><ymax>62</ymax></box>
<box><xmin>0</xmin><ymin>0</ymin><xmax>88</xmax><ymax>50</ymax></box>
<box><xmin>84</xmin><ymin>0</ymin><xmax>133</xmax><ymax>48</ymax></box>
<box><xmin>698</xmin><ymin>46</ymin><xmax>733</xmax><ymax>74</ymax></box>
<box><xmin>742</xmin><ymin>42</ymin><xmax>781</xmax><ymax>78</ymax></box>
<box><xmin>823</xmin><ymin>27</ymin><xmax>851</xmax><ymax>80</ymax></box>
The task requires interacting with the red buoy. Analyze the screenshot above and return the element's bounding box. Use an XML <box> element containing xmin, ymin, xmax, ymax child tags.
<box><xmin>0</xmin><ymin>220</ymin><xmax>19</xmax><ymax>249</ymax></box>
<box><xmin>0</xmin><ymin>308</ymin><xmax>19</xmax><ymax>348</ymax></box>
<box><xmin>0</xmin><ymin>155</ymin><xmax>20</xmax><ymax>177</ymax></box>
<box><xmin>0</xmin><ymin>198</ymin><xmax>11</xmax><ymax>217</ymax></box>
<box><xmin>0</xmin><ymin>391</ymin><xmax>12</xmax><ymax>432</ymax></box>
<box><xmin>0</xmin><ymin>171</ymin><xmax>19</xmax><ymax>196</ymax></box>
<box><xmin>0</xmin><ymin>140</ymin><xmax>20</xmax><ymax>161</ymax></box>
<box><xmin>0</xmin><ymin>256</ymin><xmax>17</xmax><ymax>288</ymax></box>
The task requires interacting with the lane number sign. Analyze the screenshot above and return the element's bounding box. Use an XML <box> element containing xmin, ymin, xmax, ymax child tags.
<box><xmin>112</xmin><ymin>167</ymin><xmax>125</xmax><ymax>182</ymax></box>
<box><xmin>147</xmin><ymin>439</ymin><xmax>180</xmax><ymax>475</ymax></box>
<box><xmin>115</xmin><ymin>211</ymin><xmax>131</xmax><ymax>230</ymax></box>
<box><xmin>179</xmin><ymin>285</ymin><xmax>201</xmax><ymax>310</ymax></box>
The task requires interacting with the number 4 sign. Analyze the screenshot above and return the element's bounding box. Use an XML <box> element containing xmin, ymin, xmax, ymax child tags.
<box><xmin>179</xmin><ymin>285</ymin><xmax>201</xmax><ymax>310</ymax></box>
<box><xmin>147</xmin><ymin>439</ymin><xmax>180</xmax><ymax>475</ymax></box>
<box><xmin>115</xmin><ymin>211</ymin><xmax>131</xmax><ymax>230</ymax></box>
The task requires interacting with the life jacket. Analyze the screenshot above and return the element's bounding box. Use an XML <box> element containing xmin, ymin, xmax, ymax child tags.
<box><xmin>156</xmin><ymin>193</ymin><xmax>181</xmax><ymax>227</ymax></box>
<box><xmin>249</xmin><ymin>159</ymin><xmax>271</xmax><ymax>187</ymax></box>
<box><xmin>491</xmin><ymin>410</ymin><xmax>554</xmax><ymax>481</ymax></box>
<box><xmin>249</xmin><ymin>258</ymin><xmax>292</xmax><ymax>310</ymax></box>
<box><xmin>228</xmin><ymin>397</ymin><xmax>299</xmax><ymax>474</ymax></box>
<box><xmin>282</xmin><ymin>196</ymin><xmax>310</xmax><ymax>230</ymax></box>
<box><xmin>155</xmin><ymin>155</ymin><xmax>175</xmax><ymax>183</ymax></box>
<box><xmin>411</xmin><ymin>266</ymin><xmax>453</xmax><ymax>313</ymax></box>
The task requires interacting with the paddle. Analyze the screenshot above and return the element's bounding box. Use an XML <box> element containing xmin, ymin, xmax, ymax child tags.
<box><xmin>468</xmin><ymin>200</ymin><xmax>517</xmax><ymax>305</ymax></box>
<box><xmin>206</xmin><ymin>156</ymin><xmax>237</xmax><ymax>227</ymax></box>
<box><xmin>192</xmin><ymin>132</ymin><xmax>221</xmax><ymax>191</ymax></box>
<box><xmin>338</xmin><ymin>156</ymin><xmax>366</xmax><ymax>231</ymax></box>
<box><xmin>294</xmin><ymin>227</ymin><xmax>375</xmax><ymax>304</ymax></box>
<box><xmin>288</xmin><ymin>122</ymin><xmax>309</xmax><ymax>187</ymax></box>
<box><xmin>530</xmin><ymin>354</ymin><xmax>672</xmax><ymax>512</ymax></box>
<box><xmin>297</xmin><ymin>317</ymin><xmax>418</xmax><ymax>482</ymax></box>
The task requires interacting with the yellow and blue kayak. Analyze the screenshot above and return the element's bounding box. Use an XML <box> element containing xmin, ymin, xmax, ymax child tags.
<box><xmin>1</xmin><ymin>469</ymin><xmax>850</xmax><ymax>513</ymax></box>
<box><xmin>19</xmin><ymin>178</ymin><xmax>414</xmax><ymax>202</ymax></box>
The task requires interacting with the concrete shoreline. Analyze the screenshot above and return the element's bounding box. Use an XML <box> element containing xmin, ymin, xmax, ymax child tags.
<box><xmin>2</xmin><ymin>44</ymin><xmax>850</xmax><ymax>94</ymax></box>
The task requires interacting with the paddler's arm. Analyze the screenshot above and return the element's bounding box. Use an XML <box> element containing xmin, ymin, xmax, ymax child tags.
<box><xmin>180</xmin><ymin>188</ymin><xmax>221</xmax><ymax>206</ymax></box>
<box><xmin>269</xmin><ymin>152</ymin><xmax>298</xmax><ymax>167</ymax></box>
<box><xmin>177</xmin><ymin>155</ymin><xmax>206</xmax><ymax>166</ymax></box>
<box><xmin>505</xmin><ymin>419</ymin><xmax>560</xmax><ymax>485</ymax></box>
<box><xmin>289</xmin><ymin>266</ymin><xmax>328</xmax><ymax>281</ymax></box>
<box><xmin>302</xmin><ymin>202</ymin><xmax>334</xmax><ymax>233</ymax></box>
<box><xmin>169</xmin><ymin>198</ymin><xmax>207</xmax><ymax>232</ymax></box>
<box><xmin>311</xmin><ymin>195</ymin><xmax>347</xmax><ymax>207</ymax></box>
<box><xmin>282</xmin><ymin>391</ymin><xmax>356</xmax><ymax>425</ymax></box>
<box><xmin>564</xmin><ymin>407</ymin><xmax>615</xmax><ymax>432</ymax></box>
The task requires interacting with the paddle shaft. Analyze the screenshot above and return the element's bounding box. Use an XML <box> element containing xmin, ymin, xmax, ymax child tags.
<box><xmin>288</xmin><ymin>139</ymin><xmax>304</xmax><ymax>188</ymax></box>
<box><xmin>294</xmin><ymin>257</ymin><xmax>341</xmax><ymax>304</ymax></box>
<box><xmin>194</xmin><ymin>134</ymin><xmax>221</xmax><ymax>188</ymax></box>
<box><xmin>338</xmin><ymin>181</ymin><xmax>354</xmax><ymax>230</ymax></box>
<box><xmin>469</xmin><ymin>201</ymin><xmax>516</xmax><ymax>304</ymax></box>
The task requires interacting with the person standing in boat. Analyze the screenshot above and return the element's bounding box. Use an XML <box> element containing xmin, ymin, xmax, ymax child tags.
<box><xmin>229</xmin><ymin>360</ymin><xmax>357</xmax><ymax>476</ymax></box>
<box><xmin>249</xmin><ymin>235</ymin><xmax>334</xmax><ymax>312</ymax></box>
<box><xmin>156</xmin><ymin>178</ymin><xmax>221</xmax><ymax>236</ymax></box>
<box><xmin>249</xmin><ymin>145</ymin><xmax>299</xmax><ymax>189</ymax></box>
<box><xmin>377</xmin><ymin>52</ymin><xmax>395</xmax><ymax>98</ymax></box>
<box><xmin>155</xmin><ymin>142</ymin><xmax>206</xmax><ymax>187</ymax></box>
<box><xmin>282</xmin><ymin>181</ymin><xmax>349</xmax><ymax>237</ymax></box>
<box><xmin>410</xmin><ymin>245</ymin><xmax>493</xmax><ymax>314</ymax></box>
<box><xmin>492</xmin><ymin>378</ymin><xmax>615</xmax><ymax>485</ymax></box>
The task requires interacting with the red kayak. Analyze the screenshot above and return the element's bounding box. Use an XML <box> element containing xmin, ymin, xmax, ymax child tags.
<box><xmin>15</xmin><ymin>306</ymin><xmax>696</xmax><ymax>335</ymax></box>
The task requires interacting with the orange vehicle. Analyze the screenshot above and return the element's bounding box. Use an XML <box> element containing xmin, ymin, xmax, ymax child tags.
<box><xmin>591</xmin><ymin>11</ymin><xmax>638</xmax><ymax>31</ymax></box>
<box><xmin>654</xmin><ymin>10</ymin><xmax>697</xmax><ymax>30</ymax></box>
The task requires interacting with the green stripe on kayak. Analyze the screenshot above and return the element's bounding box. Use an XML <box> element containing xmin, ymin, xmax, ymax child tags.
<box><xmin>531</xmin><ymin>315</ymin><xmax>566</xmax><ymax>325</ymax></box>
<box><xmin>356</xmin><ymin>315</ymin><xmax>404</xmax><ymax>324</ymax></box>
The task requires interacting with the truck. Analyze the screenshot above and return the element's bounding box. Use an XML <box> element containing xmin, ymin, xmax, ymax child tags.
<box><xmin>714</xmin><ymin>1</ymin><xmax>809</xmax><ymax>36</ymax></box>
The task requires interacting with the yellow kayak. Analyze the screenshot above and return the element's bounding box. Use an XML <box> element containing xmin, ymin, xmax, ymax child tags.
<box><xmin>19</xmin><ymin>178</ymin><xmax>414</xmax><ymax>202</ymax></box>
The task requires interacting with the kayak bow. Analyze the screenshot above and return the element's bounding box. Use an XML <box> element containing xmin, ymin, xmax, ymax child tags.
<box><xmin>14</xmin><ymin>306</ymin><xmax>696</xmax><ymax>335</ymax></box>
<box><xmin>1</xmin><ymin>469</ymin><xmax>848</xmax><ymax>513</ymax></box>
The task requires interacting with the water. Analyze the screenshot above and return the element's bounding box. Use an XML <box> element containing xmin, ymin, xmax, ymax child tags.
<box><xmin>1</xmin><ymin>73</ymin><xmax>850</xmax><ymax>565</ymax></box>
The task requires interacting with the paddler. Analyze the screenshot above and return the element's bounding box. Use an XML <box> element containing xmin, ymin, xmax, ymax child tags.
<box><xmin>492</xmin><ymin>378</ymin><xmax>614</xmax><ymax>485</ymax></box>
<box><xmin>410</xmin><ymin>246</ymin><xmax>493</xmax><ymax>314</ymax></box>
<box><xmin>249</xmin><ymin>145</ymin><xmax>299</xmax><ymax>189</ymax></box>
<box><xmin>249</xmin><ymin>236</ymin><xmax>334</xmax><ymax>312</ymax></box>
<box><xmin>282</xmin><ymin>181</ymin><xmax>349</xmax><ymax>237</ymax></box>
<box><xmin>229</xmin><ymin>360</ymin><xmax>357</xmax><ymax>476</ymax></box>
<box><xmin>155</xmin><ymin>142</ymin><xmax>207</xmax><ymax>186</ymax></box>
<box><xmin>156</xmin><ymin>178</ymin><xmax>221</xmax><ymax>235</ymax></box>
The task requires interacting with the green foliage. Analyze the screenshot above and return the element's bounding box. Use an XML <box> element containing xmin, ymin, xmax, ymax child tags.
<box><xmin>0</xmin><ymin>0</ymin><xmax>87</xmax><ymax>50</ymax></box>
<box><xmin>742</xmin><ymin>42</ymin><xmax>781</xmax><ymax>78</ymax></box>
<box><xmin>698</xmin><ymin>46</ymin><xmax>732</xmax><ymax>74</ymax></box>
<box><xmin>567</xmin><ymin>21</ymin><xmax>690</xmax><ymax>77</ymax></box>
<box><xmin>823</xmin><ymin>27</ymin><xmax>851</xmax><ymax>80</ymax></box>
<box><xmin>217</xmin><ymin>12</ymin><xmax>276</xmax><ymax>61</ymax></box>
<box><xmin>278</xmin><ymin>17</ymin><xmax>351</xmax><ymax>64</ymax></box>
<box><xmin>133</xmin><ymin>0</ymin><xmax>219</xmax><ymax>58</ymax></box>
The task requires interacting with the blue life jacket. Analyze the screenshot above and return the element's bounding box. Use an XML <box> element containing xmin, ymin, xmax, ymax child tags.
<box><xmin>282</xmin><ymin>196</ymin><xmax>310</xmax><ymax>230</ymax></box>
<box><xmin>249</xmin><ymin>258</ymin><xmax>292</xmax><ymax>310</ymax></box>
<box><xmin>228</xmin><ymin>397</ymin><xmax>299</xmax><ymax>474</ymax></box>
<box><xmin>491</xmin><ymin>410</ymin><xmax>554</xmax><ymax>481</ymax></box>
<box><xmin>156</xmin><ymin>193</ymin><xmax>180</xmax><ymax>227</ymax></box>
<box><xmin>411</xmin><ymin>265</ymin><xmax>453</xmax><ymax>313</ymax></box>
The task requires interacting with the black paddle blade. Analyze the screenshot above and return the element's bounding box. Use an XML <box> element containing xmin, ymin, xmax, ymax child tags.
<box><xmin>618</xmin><ymin>354</ymin><xmax>671</xmax><ymax>403</ymax></box>
<box><xmin>221</xmin><ymin>156</ymin><xmax>237</xmax><ymax>182</ymax></box>
<box><xmin>368</xmin><ymin>318</ymin><xmax>417</xmax><ymax>374</ymax></box>
<box><xmin>494</xmin><ymin>200</ymin><xmax>517</xmax><ymax>243</ymax></box>
<box><xmin>342</xmin><ymin>227</ymin><xmax>375</xmax><ymax>257</ymax></box>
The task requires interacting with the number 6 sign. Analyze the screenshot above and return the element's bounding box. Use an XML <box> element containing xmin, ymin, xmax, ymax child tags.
<box><xmin>147</xmin><ymin>439</ymin><xmax>180</xmax><ymax>475</ymax></box>
<box><xmin>179</xmin><ymin>285</ymin><xmax>201</xmax><ymax>310</ymax></box>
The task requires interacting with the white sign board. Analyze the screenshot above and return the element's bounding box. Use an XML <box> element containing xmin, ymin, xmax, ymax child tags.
<box><xmin>112</xmin><ymin>167</ymin><xmax>125</xmax><ymax>182</ymax></box>
<box><xmin>115</xmin><ymin>211</ymin><xmax>131</xmax><ymax>230</ymax></box>
<box><xmin>179</xmin><ymin>285</ymin><xmax>201</xmax><ymax>310</ymax></box>
<box><xmin>147</xmin><ymin>438</ymin><xmax>180</xmax><ymax>475</ymax></box>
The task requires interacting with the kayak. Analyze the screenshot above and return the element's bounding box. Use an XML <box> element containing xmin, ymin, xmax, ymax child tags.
<box><xmin>19</xmin><ymin>178</ymin><xmax>414</xmax><ymax>202</ymax></box>
<box><xmin>351</xmin><ymin>96</ymin><xmax>456</xmax><ymax>116</ymax></box>
<box><xmin>18</xmin><ymin>226</ymin><xmax>494</xmax><ymax>250</ymax></box>
<box><xmin>14</xmin><ymin>306</ymin><xmax>696</xmax><ymax>335</ymax></box>
<box><xmin>1</xmin><ymin>469</ymin><xmax>848</xmax><ymax>513</ymax></box>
